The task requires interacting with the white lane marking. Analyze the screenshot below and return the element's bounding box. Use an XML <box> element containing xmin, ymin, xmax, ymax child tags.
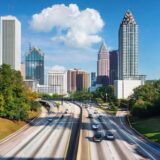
<box><xmin>110</xmin><ymin>117</ymin><xmax>157</xmax><ymax>160</ymax></box>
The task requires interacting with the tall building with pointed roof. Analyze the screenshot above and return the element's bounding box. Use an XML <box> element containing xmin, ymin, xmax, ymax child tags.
<box><xmin>118</xmin><ymin>10</ymin><xmax>138</xmax><ymax>80</ymax></box>
<box><xmin>97</xmin><ymin>42</ymin><xmax>110</xmax><ymax>85</ymax></box>
<box><xmin>25</xmin><ymin>46</ymin><xmax>44</xmax><ymax>84</ymax></box>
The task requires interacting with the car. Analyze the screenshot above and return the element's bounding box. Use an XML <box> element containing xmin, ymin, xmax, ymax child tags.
<box><xmin>92</xmin><ymin>123</ymin><xmax>99</xmax><ymax>130</ymax></box>
<box><xmin>88</xmin><ymin>113</ymin><xmax>93</xmax><ymax>118</ymax></box>
<box><xmin>93</xmin><ymin>131</ymin><xmax>103</xmax><ymax>142</ymax></box>
<box><xmin>64</xmin><ymin>109</ymin><xmax>69</xmax><ymax>114</ymax></box>
<box><xmin>98</xmin><ymin>115</ymin><xmax>103</xmax><ymax>120</ymax></box>
<box><xmin>48</xmin><ymin>118</ymin><xmax>53</xmax><ymax>122</ymax></box>
<box><xmin>105</xmin><ymin>131</ymin><xmax>115</xmax><ymax>140</ymax></box>
<box><xmin>94</xmin><ymin>110</ymin><xmax>98</xmax><ymax>114</ymax></box>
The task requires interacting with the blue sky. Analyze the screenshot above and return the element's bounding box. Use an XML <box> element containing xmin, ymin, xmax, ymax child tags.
<box><xmin>0</xmin><ymin>0</ymin><xmax>160</xmax><ymax>80</ymax></box>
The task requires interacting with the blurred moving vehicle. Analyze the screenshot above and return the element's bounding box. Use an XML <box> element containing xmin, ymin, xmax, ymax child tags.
<box><xmin>64</xmin><ymin>109</ymin><xmax>69</xmax><ymax>114</ymax></box>
<box><xmin>105</xmin><ymin>131</ymin><xmax>115</xmax><ymax>140</ymax></box>
<box><xmin>88</xmin><ymin>113</ymin><xmax>93</xmax><ymax>118</ymax></box>
<box><xmin>93</xmin><ymin>130</ymin><xmax>103</xmax><ymax>142</ymax></box>
<box><xmin>48</xmin><ymin>118</ymin><xmax>53</xmax><ymax>122</ymax></box>
<box><xmin>92</xmin><ymin>122</ymin><xmax>99</xmax><ymax>130</ymax></box>
<box><xmin>94</xmin><ymin>110</ymin><xmax>98</xmax><ymax>114</ymax></box>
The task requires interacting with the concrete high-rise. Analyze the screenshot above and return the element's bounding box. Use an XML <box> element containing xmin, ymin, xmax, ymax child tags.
<box><xmin>76</xmin><ymin>70</ymin><xmax>90</xmax><ymax>91</ymax></box>
<box><xmin>115</xmin><ymin>10</ymin><xmax>146</xmax><ymax>99</ymax></box>
<box><xmin>118</xmin><ymin>10</ymin><xmax>138</xmax><ymax>80</ymax></box>
<box><xmin>97</xmin><ymin>42</ymin><xmax>110</xmax><ymax>85</ymax></box>
<box><xmin>0</xmin><ymin>16</ymin><xmax>21</xmax><ymax>70</ymax></box>
<box><xmin>109</xmin><ymin>50</ymin><xmax>118</xmax><ymax>85</ymax></box>
<box><xmin>67</xmin><ymin>68</ymin><xmax>90</xmax><ymax>92</ymax></box>
<box><xmin>48</xmin><ymin>66</ymin><xmax>67</xmax><ymax>95</ymax></box>
<box><xmin>67</xmin><ymin>69</ymin><xmax>78</xmax><ymax>93</ymax></box>
<box><xmin>25</xmin><ymin>47</ymin><xmax>44</xmax><ymax>84</ymax></box>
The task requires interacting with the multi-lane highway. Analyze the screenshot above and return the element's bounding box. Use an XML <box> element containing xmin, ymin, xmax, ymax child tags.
<box><xmin>0</xmin><ymin>101</ymin><xmax>160</xmax><ymax>160</ymax></box>
<box><xmin>77</xmin><ymin>103</ymin><xmax>160</xmax><ymax>160</ymax></box>
<box><xmin>0</xmin><ymin>101</ymin><xmax>81</xmax><ymax>160</ymax></box>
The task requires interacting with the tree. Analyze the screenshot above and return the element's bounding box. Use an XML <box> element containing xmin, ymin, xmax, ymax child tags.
<box><xmin>55</xmin><ymin>102</ymin><xmax>60</xmax><ymax>111</ymax></box>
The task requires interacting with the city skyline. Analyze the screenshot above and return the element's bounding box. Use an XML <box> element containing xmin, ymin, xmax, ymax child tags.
<box><xmin>0</xmin><ymin>0</ymin><xmax>160</xmax><ymax>80</ymax></box>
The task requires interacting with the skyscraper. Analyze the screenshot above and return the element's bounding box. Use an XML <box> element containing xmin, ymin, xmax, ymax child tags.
<box><xmin>67</xmin><ymin>69</ymin><xmax>77</xmax><ymax>93</ymax></box>
<box><xmin>67</xmin><ymin>68</ymin><xmax>90</xmax><ymax>92</ymax></box>
<box><xmin>91</xmin><ymin>72</ymin><xmax>96</xmax><ymax>86</ymax></box>
<box><xmin>115</xmin><ymin>10</ymin><xmax>145</xmax><ymax>99</ymax></box>
<box><xmin>25</xmin><ymin>47</ymin><xmax>44</xmax><ymax>84</ymax></box>
<box><xmin>48</xmin><ymin>66</ymin><xmax>67</xmax><ymax>95</ymax></box>
<box><xmin>97</xmin><ymin>42</ymin><xmax>110</xmax><ymax>85</ymax></box>
<box><xmin>76</xmin><ymin>70</ymin><xmax>90</xmax><ymax>91</ymax></box>
<box><xmin>109</xmin><ymin>50</ymin><xmax>118</xmax><ymax>85</ymax></box>
<box><xmin>0</xmin><ymin>16</ymin><xmax>21</xmax><ymax>70</ymax></box>
<box><xmin>118</xmin><ymin>10</ymin><xmax>138</xmax><ymax>80</ymax></box>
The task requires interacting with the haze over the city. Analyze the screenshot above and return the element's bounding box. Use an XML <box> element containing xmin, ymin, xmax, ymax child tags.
<box><xmin>0</xmin><ymin>0</ymin><xmax>160</xmax><ymax>80</ymax></box>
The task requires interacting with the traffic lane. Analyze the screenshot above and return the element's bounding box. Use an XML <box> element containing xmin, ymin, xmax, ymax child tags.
<box><xmin>87</xmin><ymin>112</ymin><xmax>113</xmax><ymax>160</ymax></box>
<box><xmin>34</xmin><ymin>114</ymin><xmax>72</xmax><ymax>159</ymax></box>
<box><xmin>0</xmin><ymin>107</ymin><xmax>49</xmax><ymax>155</ymax></box>
<box><xmin>95</xmin><ymin>114</ymin><xmax>137</xmax><ymax>160</ymax></box>
<box><xmin>2</xmin><ymin>112</ymin><xmax>64</xmax><ymax>159</ymax></box>
<box><xmin>87</xmin><ymin>105</ymin><xmax>137</xmax><ymax>160</ymax></box>
<box><xmin>93</xmin><ymin>115</ymin><xmax>129</xmax><ymax>160</ymax></box>
<box><xmin>89</xmin><ymin>131</ymin><xmax>111</xmax><ymax>160</ymax></box>
<box><xmin>104</xmin><ymin>114</ymin><xmax>157</xmax><ymax>160</ymax></box>
<box><xmin>116</xmin><ymin>115</ymin><xmax>160</xmax><ymax>159</ymax></box>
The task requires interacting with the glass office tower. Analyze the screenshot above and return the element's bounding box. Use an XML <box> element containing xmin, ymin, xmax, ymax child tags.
<box><xmin>118</xmin><ymin>10</ymin><xmax>138</xmax><ymax>80</ymax></box>
<box><xmin>25</xmin><ymin>47</ymin><xmax>44</xmax><ymax>84</ymax></box>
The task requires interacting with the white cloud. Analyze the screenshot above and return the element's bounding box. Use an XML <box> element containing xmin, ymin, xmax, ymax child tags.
<box><xmin>50</xmin><ymin>65</ymin><xmax>65</xmax><ymax>71</ymax></box>
<box><xmin>30</xmin><ymin>4</ymin><xmax>104</xmax><ymax>48</ymax></box>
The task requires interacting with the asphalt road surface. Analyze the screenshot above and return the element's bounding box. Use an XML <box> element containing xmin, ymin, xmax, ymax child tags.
<box><xmin>0</xmin><ymin>101</ymin><xmax>160</xmax><ymax>160</ymax></box>
<box><xmin>77</xmin><ymin>103</ymin><xmax>160</xmax><ymax>160</ymax></box>
<box><xmin>0</xmin><ymin>101</ymin><xmax>81</xmax><ymax>160</ymax></box>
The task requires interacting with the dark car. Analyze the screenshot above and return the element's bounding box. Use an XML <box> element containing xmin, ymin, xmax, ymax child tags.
<box><xmin>48</xmin><ymin>118</ymin><xmax>53</xmax><ymax>122</ymax></box>
<box><xmin>88</xmin><ymin>113</ymin><xmax>93</xmax><ymax>118</ymax></box>
<box><xmin>105</xmin><ymin>131</ymin><xmax>115</xmax><ymax>140</ymax></box>
<box><xmin>93</xmin><ymin>131</ymin><xmax>103</xmax><ymax>142</ymax></box>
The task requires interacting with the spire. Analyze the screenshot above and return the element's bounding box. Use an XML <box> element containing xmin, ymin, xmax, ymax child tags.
<box><xmin>122</xmin><ymin>10</ymin><xmax>136</xmax><ymax>25</ymax></box>
<box><xmin>99</xmin><ymin>41</ymin><xmax>109</xmax><ymax>54</ymax></box>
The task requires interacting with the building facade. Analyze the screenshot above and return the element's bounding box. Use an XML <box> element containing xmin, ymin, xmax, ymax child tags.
<box><xmin>48</xmin><ymin>66</ymin><xmax>67</xmax><ymax>95</ymax></box>
<box><xmin>76</xmin><ymin>70</ymin><xmax>90</xmax><ymax>91</ymax></box>
<box><xmin>115</xmin><ymin>10</ymin><xmax>145</xmax><ymax>99</ymax></box>
<box><xmin>67</xmin><ymin>68</ymin><xmax>90</xmax><ymax>92</ymax></box>
<box><xmin>91</xmin><ymin>72</ymin><xmax>96</xmax><ymax>87</ymax></box>
<box><xmin>97</xmin><ymin>42</ymin><xmax>110</xmax><ymax>85</ymax></box>
<box><xmin>25</xmin><ymin>47</ymin><xmax>44</xmax><ymax>84</ymax></box>
<box><xmin>67</xmin><ymin>69</ymin><xmax>77</xmax><ymax>93</ymax></box>
<box><xmin>118</xmin><ymin>10</ymin><xmax>138</xmax><ymax>80</ymax></box>
<box><xmin>109</xmin><ymin>50</ymin><xmax>118</xmax><ymax>85</ymax></box>
<box><xmin>0</xmin><ymin>16</ymin><xmax>21</xmax><ymax>70</ymax></box>
<box><xmin>21</xmin><ymin>63</ymin><xmax>25</xmax><ymax>80</ymax></box>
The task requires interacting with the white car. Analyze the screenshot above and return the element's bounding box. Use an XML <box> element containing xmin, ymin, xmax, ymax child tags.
<box><xmin>92</xmin><ymin>123</ymin><xmax>99</xmax><ymax>130</ymax></box>
<box><xmin>105</xmin><ymin>131</ymin><xmax>115</xmax><ymax>140</ymax></box>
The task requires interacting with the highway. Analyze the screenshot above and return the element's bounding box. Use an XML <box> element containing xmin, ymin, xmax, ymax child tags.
<box><xmin>0</xmin><ymin>101</ymin><xmax>160</xmax><ymax>160</ymax></box>
<box><xmin>77</xmin><ymin>103</ymin><xmax>160</xmax><ymax>160</ymax></box>
<box><xmin>0</xmin><ymin>101</ymin><xmax>81</xmax><ymax>160</ymax></box>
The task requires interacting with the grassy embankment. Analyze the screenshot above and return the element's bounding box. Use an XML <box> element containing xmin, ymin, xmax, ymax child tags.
<box><xmin>97</xmin><ymin>102</ymin><xmax>118</xmax><ymax>115</ymax></box>
<box><xmin>131</xmin><ymin>116</ymin><xmax>160</xmax><ymax>144</ymax></box>
<box><xmin>0</xmin><ymin>108</ymin><xmax>41</xmax><ymax>140</ymax></box>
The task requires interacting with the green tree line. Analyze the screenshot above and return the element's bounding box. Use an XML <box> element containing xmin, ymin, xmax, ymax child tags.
<box><xmin>0</xmin><ymin>64</ymin><xmax>40</xmax><ymax>120</ymax></box>
<box><xmin>129</xmin><ymin>80</ymin><xmax>160</xmax><ymax>118</ymax></box>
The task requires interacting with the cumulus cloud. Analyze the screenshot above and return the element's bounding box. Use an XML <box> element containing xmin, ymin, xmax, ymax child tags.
<box><xmin>30</xmin><ymin>4</ymin><xmax>104</xmax><ymax>48</ymax></box>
